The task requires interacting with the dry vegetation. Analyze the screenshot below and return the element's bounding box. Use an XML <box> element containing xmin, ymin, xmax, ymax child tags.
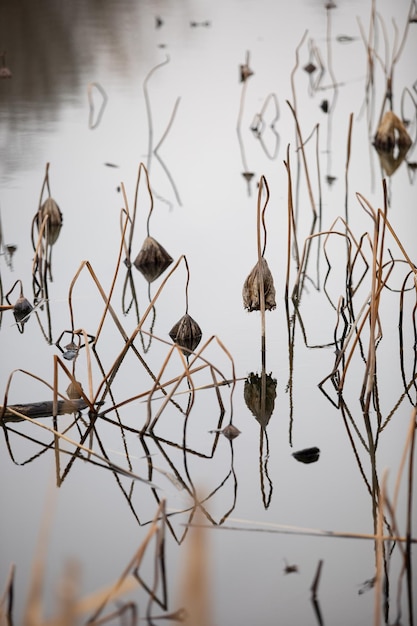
<box><xmin>1</xmin><ymin>1</ymin><xmax>417</xmax><ymax>624</ymax></box>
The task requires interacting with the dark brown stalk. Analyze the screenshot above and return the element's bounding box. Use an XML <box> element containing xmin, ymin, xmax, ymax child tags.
<box><xmin>286</xmin><ymin>100</ymin><xmax>317</xmax><ymax>220</ymax></box>
<box><xmin>257</xmin><ymin>176</ymin><xmax>269</xmax><ymax>369</ymax></box>
<box><xmin>344</xmin><ymin>113</ymin><xmax>354</xmax><ymax>223</ymax></box>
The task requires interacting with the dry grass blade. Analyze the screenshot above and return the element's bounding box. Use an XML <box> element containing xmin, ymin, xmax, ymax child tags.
<box><xmin>83</xmin><ymin>501</ymin><xmax>164</xmax><ymax>623</ymax></box>
<box><xmin>179</xmin><ymin>507</ymin><xmax>212</xmax><ymax>626</ymax></box>
<box><xmin>188</xmin><ymin>518</ymin><xmax>416</xmax><ymax>543</ymax></box>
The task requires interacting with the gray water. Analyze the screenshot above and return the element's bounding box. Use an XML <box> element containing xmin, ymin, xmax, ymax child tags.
<box><xmin>1</xmin><ymin>0</ymin><xmax>416</xmax><ymax>624</ymax></box>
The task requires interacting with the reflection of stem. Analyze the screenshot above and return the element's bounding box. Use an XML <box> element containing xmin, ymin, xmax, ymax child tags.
<box><xmin>259</xmin><ymin>425</ymin><xmax>273</xmax><ymax>509</ymax></box>
<box><xmin>154</xmin><ymin>96</ymin><xmax>182</xmax><ymax>206</ymax></box>
<box><xmin>144</xmin><ymin>56</ymin><xmax>170</xmax><ymax>172</ymax></box>
<box><xmin>310</xmin><ymin>560</ymin><xmax>324</xmax><ymax>626</ymax></box>
<box><xmin>236</xmin><ymin>53</ymin><xmax>253</xmax><ymax>195</ymax></box>
<box><xmin>87</xmin><ymin>82</ymin><xmax>108</xmax><ymax>129</ymax></box>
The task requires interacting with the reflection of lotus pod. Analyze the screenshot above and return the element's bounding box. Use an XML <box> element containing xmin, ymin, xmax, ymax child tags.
<box><xmin>244</xmin><ymin>371</ymin><xmax>277</xmax><ymax>428</ymax></box>
<box><xmin>292</xmin><ymin>447</ymin><xmax>320</xmax><ymax>464</ymax></box>
<box><xmin>133</xmin><ymin>236</ymin><xmax>173</xmax><ymax>282</ymax></box>
<box><xmin>303</xmin><ymin>62</ymin><xmax>316</xmax><ymax>74</ymax></box>
<box><xmin>374</xmin><ymin>143</ymin><xmax>410</xmax><ymax>176</ymax></box>
<box><xmin>222</xmin><ymin>424</ymin><xmax>241</xmax><ymax>440</ymax></box>
<box><xmin>169</xmin><ymin>313</ymin><xmax>202</xmax><ymax>354</ymax></box>
<box><xmin>243</xmin><ymin>257</ymin><xmax>276</xmax><ymax>312</ymax></box>
<box><xmin>13</xmin><ymin>296</ymin><xmax>33</xmax><ymax>323</ymax></box>
<box><xmin>37</xmin><ymin>197</ymin><xmax>63</xmax><ymax>244</ymax></box>
<box><xmin>373</xmin><ymin>111</ymin><xmax>412</xmax><ymax>151</ymax></box>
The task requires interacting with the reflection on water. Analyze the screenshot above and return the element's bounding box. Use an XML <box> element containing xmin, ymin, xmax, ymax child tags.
<box><xmin>1</xmin><ymin>0</ymin><xmax>417</xmax><ymax>624</ymax></box>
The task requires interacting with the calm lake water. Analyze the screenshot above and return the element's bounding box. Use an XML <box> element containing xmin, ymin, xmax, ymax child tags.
<box><xmin>1</xmin><ymin>0</ymin><xmax>416</xmax><ymax>624</ymax></box>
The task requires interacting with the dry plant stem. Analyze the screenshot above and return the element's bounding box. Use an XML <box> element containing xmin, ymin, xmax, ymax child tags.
<box><xmin>37</xmin><ymin>162</ymin><xmax>51</xmax><ymax>209</ymax></box>
<box><xmin>358</xmin><ymin>184</ymin><xmax>388</xmax><ymax>413</ymax></box>
<box><xmin>145</xmin><ymin>332</ymin><xmax>237</xmax><ymax>433</ymax></box>
<box><xmin>256</xmin><ymin>176</ymin><xmax>269</xmax><ymax>369</ymax></box>
<box><xmin>284</xmin><ymin>144</ymin><xmax>299</xmax><ymax>299</ymax></box>
<box><xmin>337</xmin><ymin>263</ymin><xmax>393</xmax><ymax>394</ymax></box>
<box><xmin>22</xmin><ymin>478</ymin><xmax>57</xmax><ymax>626</ymax></box>
<box><xmin>94</xmin><ymin>184</ymin><xmax>130</xmax><ymax>343</ymax></box>
<box><xmin>184</xmin><ymin>255</ymin><xmax>191</xmax><ymax>314</ymax></box>
<box><xmin>188</xmin><ymin>520</ymin><xmax>415</xmax><ymax>543</ymax></box>
<box><xmin>100</xmin><ymin>363</ymin><xmax>208</xmax><ymax>417</ymax></box>
<box><xmin>67</xmin><ymin>259</ymin><xmax>128</xmax><ymax>347</ymax></box>
<box><xmin>4</xmin><ymin>408</ymin><xmax>156</xmax><ymax>486</ymax></box>
<box><xmin>80</xmin><ymin>502</ymin><xmax>166</xmax><ymax>623</ymax></box>
<box><xmin>405</xmin><ymin>408</ymin><xmax>416</xmax><ymax>626</ymax></box>
<box><xmin>292</xmin><ymin>229</ymin><xmax>355</xmax><ymax>303</ymax></box>
<box><xmin>373</xmin><ymin>471</ymin><xmax>387</xmax><ymax>626</ymax></box>
<box><xmin>345</xmin><ymin>113</ymin><xmax>354</xmax><ymax>222</ymax></box>
<box><xmin>0</xmin><ymin>563</ymin><xmax>15</xmax><ymax>623</ymax></box>
<box><xmin>145</xmin><ymin>344</ymin><xmax>194</xmax><ymax>432</ymax></box>
<box><xmin>0</xmin><ymin>366</ymin><xmax>93</xmax><ymax>421</ymax></box>
<box><xmin>286</xmin><ymin>100</ymin><xmax>317</xmax><ymax>219</ymax></box>
<box><xmin>392</xmin><ymin>407</ymin><xmax>417</xmax><ymax>525</ymax></box>
<box><xmin>92</xmin><ymin>254</ymin><xmax>187</xmax><ymax>404</ymax></box>
<box><xmin>142</xmin><ymin>336</ymin><xmax>236</xmax><ymax>432</ymax></box>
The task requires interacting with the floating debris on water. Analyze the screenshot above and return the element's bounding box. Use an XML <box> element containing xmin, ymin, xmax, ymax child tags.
<box><xmin>292</xmin><ymin>447</ymin><xmax>321</xmax><ymax>464</ymax></box>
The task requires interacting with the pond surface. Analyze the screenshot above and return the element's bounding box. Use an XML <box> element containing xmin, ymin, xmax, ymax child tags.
<box><xmin>1</xmin><ymin>0</ymin><xmax>416</xmax><ymax>624</ymax></box>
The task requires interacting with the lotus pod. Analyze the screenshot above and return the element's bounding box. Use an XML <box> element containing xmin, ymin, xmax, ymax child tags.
<box><xmin>244</xmin><ymin>371</ymin><xmax>277</xmax><ymax>428</ymax></box>
<box><xmin>169</xmin><ymin>313</ymin><xmax>202</xmax><ymax>354</ymax></box>
<box><xmin>37</xmin><ymin>197</ymin><xmax>63</xmax><ymax>244</ymax></box>
<box><xmin>13</xmin><ymin>296</ymin><xmax>33</xmax><ymax>324</ymax></box>
<box><xmin>67</xmin><ymin>381</ymin><xmax>83</xmax><ymax>400</ymax></box>
<box><xmin>242</xmin><ymin>257</ymin><xmax>276</xmax><ymax>312</ymax></box>
<box><xmin>292</xmin><ymin>447</ymin><xmax>320</xmax><ymax>464</ymax></box>
<box><xmin>134</xmin><ymin>236</ymin><xmax>173</xmax><ymax>282</ymax></box>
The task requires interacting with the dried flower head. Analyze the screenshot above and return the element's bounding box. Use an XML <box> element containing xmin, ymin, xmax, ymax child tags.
<box><xmin>243</xmin><ymin>257</ymin><xmax>276</xmax><ymax>312</ymax></box>
<box><xmin>37</xmin><ymin>197</ymin><xmax>63</xmax><ymax>244</ymax></box>
<box><xmin>134</xmin><ymin>236</ymin><xmax>173</xmax><ymax>282</ymax></box>
<box><xmin>13</xmin><ymin>296</ymin><xmax>33</xmax><ymax>324</ymax></box>
<box><xmin>169</xmin><ymin>313</ymin><xmax>202</xmax><ymax>355</ymax></box>
<box><xmin>67</xmin><ymin>381</ymin><xmax>83</xmax><ymax>399</ymax></box>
